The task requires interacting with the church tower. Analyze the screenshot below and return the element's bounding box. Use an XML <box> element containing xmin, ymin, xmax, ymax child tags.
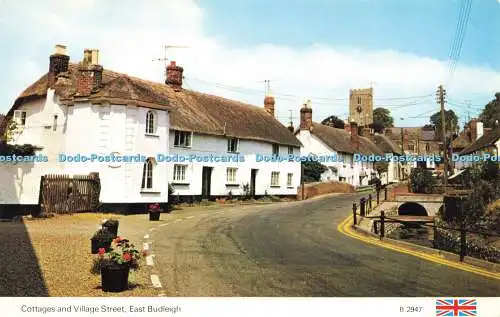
<box><xmin>348</xmin><ymin>87</ymin><xmax>373</xmax><ymax>127</ymax></box>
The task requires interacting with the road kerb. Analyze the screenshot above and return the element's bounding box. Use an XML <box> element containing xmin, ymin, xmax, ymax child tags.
<box><xmin>337</xmin><ymin>214</ymin><xmax>500</xmax><ymax>281</ymax></box>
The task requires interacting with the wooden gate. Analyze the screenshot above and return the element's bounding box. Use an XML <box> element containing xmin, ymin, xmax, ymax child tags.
<box><xmin>40</xmin><ymin>173</ymin><xmax>101</xmax><ymax>214</ymax></box>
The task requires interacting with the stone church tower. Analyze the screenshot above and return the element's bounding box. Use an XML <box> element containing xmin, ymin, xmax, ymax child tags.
<box><xmin>348</xmin><ymin>88</ymin><xmax>373</xmax><ymax>127</ymax></box>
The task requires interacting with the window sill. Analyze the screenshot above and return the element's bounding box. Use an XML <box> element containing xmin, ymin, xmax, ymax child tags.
<box><xmin>171</xmin><ymin>181</ymin><xmax>190</xmax><ymax>185</ymax></box>
<box><xmin>227</xmin><ymin>151</ymin><xmax>239</xmax><ymax>154</ymax></box>
<box><xmin>140</xmin><ymin>189</ymin><xmax>161</xmax><ymax>194</ymax></box>
<box><xmin>225</xmin><ymin>183</ymin><xmax>240</xmax><ymax>186</ymax></box>
<box><xmin>287</xmin><ymin>186</ymin><xmax>294</xmax><ymax>189</ymax></box>
<box><xmin>173</xmin><ymin>145</ymin><xmax>192</xmax><ymax>149</ymax></box>
<box><xmin>270</xmin><ymin>185</ymin><xmax>281</xmax><ymax>188</ymax></box>
<box><xmin>145</xmin><ymin>133</ymin><xmax>160</xmax><ymax>138</ymax></box>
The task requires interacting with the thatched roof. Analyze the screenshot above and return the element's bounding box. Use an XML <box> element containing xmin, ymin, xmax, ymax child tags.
<box><xmin>459</xmin><ymin>127</ymin><xmax>500</xmax><ymax>155</ymax></box>
<box><xmin>307</xmin><ymin>123</ymin><xmax>383</xmax><ymax>155</ymax></box>
<box><xmin>371</xmin><ymin>133</ymin><xmax>402</xmax><ymax>155</ymax></box>
<box><xmin>9</xmin><ymin>63</ymin><xmax>301</xmax><ymax>147</ymax></box>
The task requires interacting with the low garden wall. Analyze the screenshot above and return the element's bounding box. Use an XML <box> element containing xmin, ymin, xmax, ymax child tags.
<box><xmin>297</xmin><ymin>181</ymin><xmax>354</xmax><ymax>200</ymax></box>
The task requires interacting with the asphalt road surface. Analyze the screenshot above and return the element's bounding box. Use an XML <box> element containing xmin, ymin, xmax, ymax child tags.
<box><xmin>151</xmin><ymin>194</ymin><xmax>500</xmax><ymax>296</ymax></box>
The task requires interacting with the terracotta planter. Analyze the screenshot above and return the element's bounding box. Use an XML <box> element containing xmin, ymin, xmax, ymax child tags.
<box><xmin>101</xmin><ymin>265</ymin><xmax>130</xmax><ymax>292</ymax></box>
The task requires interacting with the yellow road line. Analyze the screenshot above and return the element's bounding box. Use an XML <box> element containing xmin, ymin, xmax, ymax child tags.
<box><xmin>337</xmin><ymin>214</ymin><xmax>500</xmax><ymax>281</ymax></box>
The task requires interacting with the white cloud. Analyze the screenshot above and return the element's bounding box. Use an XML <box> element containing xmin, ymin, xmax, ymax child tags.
<box><xmin>1</xmin><ymin>0</ymin><xmax>499</xmax><ymax>127</ymax></box>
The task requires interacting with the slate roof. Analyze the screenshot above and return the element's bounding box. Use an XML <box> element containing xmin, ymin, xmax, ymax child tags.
<box><xmin>459</xmin><ymin>128</ymin><xmax>500</xmax><ymax>155</ymax></box>
<box><xmin>307</xmin><ymin>123</ymin><xmax>383</xmax><ymax>155</ymax></box>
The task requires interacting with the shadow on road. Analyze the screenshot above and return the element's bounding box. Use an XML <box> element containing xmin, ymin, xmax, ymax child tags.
<box><xmin>0</xmin><ymin>219</ymin><xmax>49</xmax><ymax>296</ymax></box>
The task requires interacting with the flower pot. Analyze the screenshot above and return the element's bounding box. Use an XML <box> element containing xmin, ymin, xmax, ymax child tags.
<box><xmin>149</xmin><ymin>211</ymin><xmax>160</xmax><ymax>221</ymax></box>
<box><xmin>90</xmin><ymin>238</ymin><xmax>112</xmax><ymax>254</ymax></box>
<box><xmin>102</xmin><ymin>222</ymin><xmax>119</xmax><ymax>237</ymax></box>
<box><xmin>101</xmin><ymin>265</ymin><xmax>130</xmax><ymax>292</ymax></box>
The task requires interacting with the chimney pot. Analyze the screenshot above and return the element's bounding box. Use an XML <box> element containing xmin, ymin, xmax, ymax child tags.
<box><xmin>76</xmin><ymin>48</ymin><xmax>103</xmax><ymax>96</ymax></box>
<box><xmin>300</xmin><ymin>102</ymin><xmax>313</xmax><ymax>130</ymax></box>
<box><xmin>48</xmin><ymin>44</ymin><xmax>70</xmax><ymax>89</ymax></box>
<box><xmin>166</xmin><ymin>60</ymin><xmax>184</xmax><ymax>90</ymax></box>
<box><xmin>264</xmin><ymin>95</ymin><xmax>276</xmax><ymax>117</ymax></box>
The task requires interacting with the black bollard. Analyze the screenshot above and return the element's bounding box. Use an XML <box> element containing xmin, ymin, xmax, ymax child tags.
<box><xmin>380</xmin><ymin>210</ymin><xmax>385</xmax><ymax>240</ymax></box>
<box><xmin>353</xmin><ymin>203</ymin><xmax>357</xmax><ymax>225</ymax></box>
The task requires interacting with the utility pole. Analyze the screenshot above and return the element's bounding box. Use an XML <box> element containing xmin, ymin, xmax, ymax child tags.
<box><xmin>436</xmin><ymin>85</ymin><xmax>448</xmax><ymax>187</ymax></box>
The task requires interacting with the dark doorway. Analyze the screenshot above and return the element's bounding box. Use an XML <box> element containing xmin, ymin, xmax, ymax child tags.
<box><xmin>202</xmin><ymin>167</ymin><xmax>213</xmax><ymax>199</ymax></box>
<box><xmin>250</xmin><ymin>169</ymin><xmax>258</xmax><ymax>197</ymax></box>
<box><xmin>398</xmin><ymin>202</ymin><xmax>428</xmax><ymax>216</ymax></box>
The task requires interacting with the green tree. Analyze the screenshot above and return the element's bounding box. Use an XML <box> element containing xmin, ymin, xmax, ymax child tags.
<box><xmin>372</xmin><ymin>107</ymin><xmax>394</xmax><ymax>130</ymax></box>
<box><xmin>430</xmin><ymin>109</ymin><xmax>459</xmax><ymax>140</ymax></box>
<box><xmin>0</xmin><ymin>114</ymin><xmax>6</xmax><ymax>139</ymax></box>
<box><xmin>321</xmin><ymin>115</ymin><xmax>345</xmax><ymax>129</ymax></box>
<box><xmin>478</xmin><ymin>93</ymin><xmax>500</xmax><ymax>128</ymax></box>
<box><xmin>302</xmin><ymin>161</ymin><xmax>327</xmax><ymax>182</ymax></box>
<box><xmin>409</xmin><ymin>167</ymin><xmax>436</xmax><ymax>193</ymax></box>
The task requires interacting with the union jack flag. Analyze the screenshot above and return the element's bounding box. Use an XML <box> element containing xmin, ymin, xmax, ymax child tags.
<box><xmin>436</xmin><ymin>298</ymin><xmax>477</xmax><ymax>316</ymax></box>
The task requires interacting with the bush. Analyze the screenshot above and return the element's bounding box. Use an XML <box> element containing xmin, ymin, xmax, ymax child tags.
<box><xmin>302</xmin><ymin>161</ymin><xmax>327</xmax><ymax>182</ymax></box>
<box><xmin>409</xmin><ymin>167</ymin><xmax>435</xmax><ymax>193</ymax></box>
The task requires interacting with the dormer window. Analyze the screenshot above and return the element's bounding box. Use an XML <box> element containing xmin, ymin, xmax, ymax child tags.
<box><xmin>272</xmin><ymin>144</ymin><xmax>279</xmax><ymax>156</ymax></box>
<box><xmin>145</xmin><ymin>110</ymin><xmax>157</xmax><ymax>134</ymax></box>
<box><xmin>13</xmin><ymin>110</ymin><xmax>26</xmax><ymax>126</ymax></box>
<box><xmin>174</xmin><ymin>130</ymin><xmax>192</xmax><ymax>147</ymax></box>
<box><xmin>227</xmin><ymin>137</ymin><xmax>239</xmax><ymax>153</ymax></box>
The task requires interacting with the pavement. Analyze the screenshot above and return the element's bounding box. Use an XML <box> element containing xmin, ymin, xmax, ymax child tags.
<box><xmin>141</xmin><ymin>193</ymin><xmax>500</xmax><ymax>296</ymax></box>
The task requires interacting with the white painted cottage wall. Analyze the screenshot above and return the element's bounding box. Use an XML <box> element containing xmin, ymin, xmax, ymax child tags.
<box><xmin>64</xmin><ymin>103</ymin><xmax>170</xmax><ymax>203</ymax></box>
<box><xmin>296</xmin><ymin>130</ymin><xmax>378</xmax><ymax>187</ymax></box>
<box><xmin>168</xmin><ymin>132</ymin><xmax>301</xmax><ymax>197</ymax></box>
<box><xmin>1</xmin><ymin>91</ymin><xmax>170</xmax><ymax>205</ymax></box>
<box><xmin>0</xmin><ymin>90</ymin><xmax>68</xmax><ymax>204</ymax></box>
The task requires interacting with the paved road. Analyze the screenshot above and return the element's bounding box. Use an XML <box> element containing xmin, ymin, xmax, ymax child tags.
<box><xmin>150</xmin><ymin>194</ymin><xmax>500</xmax><ymax>296</ymax></box>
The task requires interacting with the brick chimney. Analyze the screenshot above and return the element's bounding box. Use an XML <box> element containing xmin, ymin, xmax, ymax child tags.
<box><xmin>300</xmin><ymin>101</ymin><xmax>312</xmax><ymax>130</ymax></box>
<box><xmin>76</xmin><ymin>49</ymin><xmax>103</xmax><ymax>96</ymax></box>
<box><xmin>264</xmin><ymin>94</ymin><xmax>275</xmax><ymax>117</ymax></box>
<box><xmin>48</xmin><ymin>44</ymin><xmax>70</xmax><ymax>89</ymax></box>
<box><xmin>469</xmin><ymin>119</ymin><xmax>484</xmax><ymax>141</ymax></box>
<box><xmin>166</xmin><ymin>61</ymin><xmax>183</xmax><ymax>91</ymax></box>
<box><xmin>287</xmin><ymin>121</ymin><xmax>294</xmax><ymax>133</ymax></box>
<box><xmin>350</xmin><ymin>122</ymin><xmax>359</xmax><ymax>150</ymax></box>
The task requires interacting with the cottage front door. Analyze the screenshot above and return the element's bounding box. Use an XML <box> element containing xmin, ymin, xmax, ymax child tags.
<box><xmin>201</xmin><ymin>166</ymin><xmax>213</xmax><ymax>200</ymax></box>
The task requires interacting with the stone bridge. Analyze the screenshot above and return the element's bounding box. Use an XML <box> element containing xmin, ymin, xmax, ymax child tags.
<box><xmin>377</xmin><ymin>194</ymin><xmax>443</xmax><ymax>216</ymax></box>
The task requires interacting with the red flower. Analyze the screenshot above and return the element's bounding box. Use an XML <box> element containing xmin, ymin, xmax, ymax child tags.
<box><xmin>123</xmin><ymin>253</ymin><xmax>132</xmax><ymax>262</ymax></box>
<box><xmin>98</xmin><ymin>248</ymin><xmax>106</xmax><ymax>255</ymax></box>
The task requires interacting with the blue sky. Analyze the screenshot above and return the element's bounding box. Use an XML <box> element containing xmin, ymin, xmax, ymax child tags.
<box><xmin>0</xmin><ymin>0</ymin><xmax>499</xmax><ymax>127</ymax></box>
<box><xmin>202</xmin><ymin>0</ymin><xmax>499</xmax><ymax>69</ymax></box>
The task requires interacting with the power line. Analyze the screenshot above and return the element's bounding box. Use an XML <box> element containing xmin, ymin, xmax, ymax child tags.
<box><xmin>447</xmin><ymin>0</ymin><xmax>473</xmax><ymax>80</ymax></box>
<box><xmin>186</xmin><ymin>76</ymin><xmax>435</xmax><ymax>106</ymax></box>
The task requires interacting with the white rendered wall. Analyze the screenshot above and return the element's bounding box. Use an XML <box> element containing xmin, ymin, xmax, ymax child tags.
<box><xmin>168</xmin><ymin>132</ymin><xmax>301</xmax><ymax>197</ymax></box>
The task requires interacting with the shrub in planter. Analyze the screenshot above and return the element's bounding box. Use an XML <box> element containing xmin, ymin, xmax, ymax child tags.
<box><xmin>90</xmin><ymin>229</ymin><xmax>115</xmax><ymax>254</ymax></box>
<box><xmin>101</xmin><ymin>219</ymin><xmax>119</xmax><ymax>237</ymax></box>
<box><xmin>148</xmin><ymin>203</ymin><xmax>162</xmax><ymax>221</ymax></box>
<box><xmin>91</xmin><ymin>236</ymin><xmax>147</xmax><ymax>292</ymax></box>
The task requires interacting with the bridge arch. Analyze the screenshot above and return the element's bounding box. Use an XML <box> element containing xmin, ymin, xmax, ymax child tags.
<box><xmin>398</xmin><ymin>202</ymin><xmax>428</xmax><ymax>216</ymax></box>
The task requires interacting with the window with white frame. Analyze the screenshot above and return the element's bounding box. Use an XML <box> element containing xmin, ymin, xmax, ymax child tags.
<box><xmin>288</xmin><ymin>146</ymin><xmax>294</xmax><ymax>161</ymax></box>
<box><xmin>145</xmin><ymin>110</ymin><xmax>157</xmax><ymax>134</ymax></box>
<box><xmin>287</xmin><ymin>173</ymin><xmax>293</xmax><ymax>187</ymax></box>
<box><xmin>141</xmin><ymin>158</ymin><xmax>155</xmax><ymax>189</ymax></box>
<box><xmin>174</xmin><ymin>130</ymin><xmax>192</xmax><ymax>147</ymax></box>
<box><xmin>13</xmin><ymin>110</ymin><xmax>27</xmax><ymax>126</ymax></box>
<box><xmin>227</xmin><ymin>138</ymin><xmax>239</xmax><ymax>153</ymax></box>
<box><xmin>272</xmin><ymin>144</ymin><xmax>279</xmax><ymax>156</ymax></box>
<box><xmin>173</xmin><ymin>164</ymin><xmax>187</xmax><ymax>182</ymax></box>
<box><xmin>227</xmin><ymin>167</ymin><xmax>237</xmax><ymax>183</ymax></box>
<box><xmin>271</xmin><ymin>171</ymin><xmax>280</xmax><ymax>186</ymax></box>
